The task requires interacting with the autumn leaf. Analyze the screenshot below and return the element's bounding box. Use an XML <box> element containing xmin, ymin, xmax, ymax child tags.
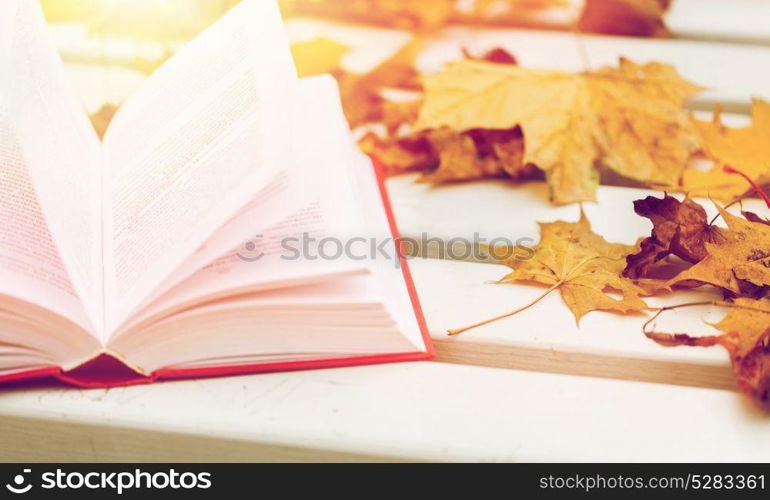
<box><xmin>624</xmin><ymin>194</ymin><xmax>725</xmax><ymax>279</ymax></box>
<box><xmin>743</xmin><ymin>211</ymin><xmax>770</xmax><ymax>226</ymax></box>
<box><xmin>382</xmin><ymin>99</ymin><xmax>422</xmax><ymax>135</ymax></box>
<box><xmin>449</xmin><ymin>211</ymin><xmax>648</xmax><ymax>334</ymax></box>
<box><xmin>645</xmin><ymin>298</ymin><xmax>770</xmax><ymax>410</ymax></box>
<box><xmin>337</xmin><ymin>41</ymin><xmax>518</xmax><ymax>133</ymax></box>
<box><xmin>291</xmin><ymin>37</ymin><xmax>349</xmax><ymax>78</ymax></box>
<box><xmin>359</xmin><ymin>132</ymin><xmax>436</xmax><ymax>176</ymax></box>
<box><xmin>716</xmin><ymin>300</ymin><xmax>770</xmax><ymax>407</ymax></box>
<box><xmin>422</xmin><ymin>127</ymin><xmax>533</xmax><ymax>182</ymax></box>
<box><xmin>336</xmin><ymin>38</ymin><xmax>423</xmax><ymax>129</ymax></box>
<box><xmin>381</xmin><ymin>47</ymin><xmax>517</xmax><ymax>136</ymax></box>
<box><xmin>666</xmin><ymin>206</ymin><xmax>770</xmax><ymax>295</ymax></box>
<box><xmin>462</xmin><ymin>47</ymin><xmax>518</xmax><ymax>65</ymax></box>
<box><xmin>420</xmin><ymin>130</ymin><xmax>502</xmax><ymax>182</ymax></box>
<box><xmin>499</xmin><ymin>210</ymin><xmax>649</xmax><ymax>321</ymax></box>
<box><xmin>578</xmin><ymin>0</ymin><xmax>671</xmax><ymax>37</ymax></box>
<box><xmin>416</xmin><ymin>58</ymin><xmax>703</xmax><ymax>205</ymax></box>
<box><xmin>361</xmin><ymin>126</ymin><xmax>537</xmax><ymax>182</ymax></box>
<box><xmin>682</xmin><ymin>99</ymin><xmax>770</xmax><ymax>202</ymax></box>
<box><xmin>90</xmin><ymin>104</ymin><xmax>118</xmax><ymax>139</ymax></box>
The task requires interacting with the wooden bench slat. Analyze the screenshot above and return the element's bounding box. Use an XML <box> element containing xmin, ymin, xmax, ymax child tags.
<box><xmin>410</xmin><ymin>258</ymin><xmax>734</xmax><ymax>390</ymax></box>
<box><xmin>668</xmin><ymin>0</ymin><xmax>770</xmax><ymax>45</ymax></box>
<box><xmin>1</xmin><ymin>361</ymin><xmax>768</xmax><ymax>462</ymax></box>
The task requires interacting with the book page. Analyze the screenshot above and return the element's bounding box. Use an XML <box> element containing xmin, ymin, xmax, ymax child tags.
<box><xmin>0</xmin><ymin>0</ymin><xmax>101</xmax><ymax>334</ymax></box>
<box><xmin>120</xmin><ymin>76</ymin><xmax>348</xmax><ymax>326</ymax></box>
<box><xmin>0</xmin><ymin>113</ymin><xmax>92</xmax><ymax>332</ymax></box>
<box><xmin>122</xmin><ymin>170</ymin><xmax>298</xmax><ymax>324</ymax></box>
<box><xmin>114</xmin><ymin>76</ymin><xmax>371</xmax><ymax>335</ymax></box>
<box><xmin>101</xmin><ymin>0</ymin><xmax>297</xmax><ymax>331</ymax></box>
<box><xmin>0</xmin><ymin>2</ymin><xmax>14</xmax><ymax>68</ymax></box>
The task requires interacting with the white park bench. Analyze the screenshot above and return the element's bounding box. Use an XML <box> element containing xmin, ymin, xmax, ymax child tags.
<box><xmin>2</xmin><ymin>0</ymin><xmax>770</xmax><ymax>462</ymax></box>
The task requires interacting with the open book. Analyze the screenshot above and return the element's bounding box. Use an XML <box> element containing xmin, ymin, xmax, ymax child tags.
<box><xmin>0</xmin><ymin>0</ymin><xmax>432</xmax><ymax>387</ymax></box>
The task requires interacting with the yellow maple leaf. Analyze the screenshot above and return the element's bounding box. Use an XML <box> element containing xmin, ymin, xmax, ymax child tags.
<box><xmin>713</xmin><ymin>298</ymin><xmax>770</xmax><ymax>345</ymax></box>
<box><xmin>646</xmin><ymin>297</ymin><xmax>770</xmax><ymax>410</ymax></box>
<box><xmin>682</xmin><ymin>99</ymin><xmax>770</xmax><ymax>202</ymax></box>
<box><xmin>416</xmin><ymin>58</ymin><xmax>703</xmax><ymax>205</ymax></box>
<box><xmin>501</xmin><ymin>211</ymin><xmax>648</xmax><ymax>321</ymax></box>
<box><xmin>666</xmin><ymin>206</ymin><xmax>770</xmax><ymax>294</ymax></box>
<box><xmin>450</xmin><ymin>211</ymin><xmax>648</xmax><ymax>334</ymax></box>
<box><xmin>290</xmin><ymin>37</ymin><xmax>349</xmax><ymax>78</ymax></box>
<box><xmin>713</xmin><ymin>299</ymin><xmax>770</xmax><ymax>408</ymax></box>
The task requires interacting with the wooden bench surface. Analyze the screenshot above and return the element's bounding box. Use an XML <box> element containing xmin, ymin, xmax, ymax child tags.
<box><xmin>3</xmin><ymin>1</ymin><xmax>770</xmax><ymax>462</ymax></box>
<box><xmin>3</xmin><ymin>361</ymin><xmax>770</xmax><ymax>462</ymax></box>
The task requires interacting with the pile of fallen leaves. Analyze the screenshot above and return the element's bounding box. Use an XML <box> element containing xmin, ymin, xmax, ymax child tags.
<box><xmin>287</xmin><ymin>4</ymin><xmax>688</xmax><ymax>204</ymax></box>
<box><xmin>449</xmin><ymin>170</ymin><xmax>770</xmax><ymax>410</ymax></box>
<box><xmin>411</xmin><ymin>57</ymin><xmax>706</xmax><ymax>204</ymax></box>
<box><xmin>634</xmin><ymin>191</ymin><xmax>770</xmax><ymax>410</ymax></box>
<box><xmin>287</xmin><ymin>4</ymin><xmax>765</xmax><ymax>208</ymax></box>
<box><xmin>349</xmin><ymin>42</ymin><xmax>770</xmax><ymax>206</ymax></box>
<box><xmin>354</xmin><ymin>47</ymin><xmax>770</xmax><ymax>206</ymax></box>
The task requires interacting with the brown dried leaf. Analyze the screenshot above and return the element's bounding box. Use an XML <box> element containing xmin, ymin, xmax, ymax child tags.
<box><xmin>666</xmin><ymin>206</ymin><xmax>770</xmax><ymax>294</ymax></box>
<box><xmin>578</xmin><ymin>0</ymin><xmax>671</xmax><ymax>37</ymax></box>
<box><xmin>624</xmin><ymin>194</ymin><xmax>725</xmax><ymax>279</ymax></box>
<box><xmin>337</xmin><ymin>38</ymin><xmax>423</xmax><ymax>128</ymax></box>
<box><xmin>646</xmin><ymin>298</ymin><xmax>770</xmax><ymax>410</ymax></box>
<box><xmin>362</xmin><ymin>126</ymin><xmax>536</xmax><ymax>183</ymax></box>
<box><xmin>422</xmin><ymin>127</ymin><xmax>533</xmax><ymax>182</ymax></box>
<box><xmin>382</xmin><ymin>99</ymin><xmax>422</xmax><ymax>135</ymax></box>
<box><xmin>358</xmin><ymin>132</ymin><xmax>436</xmax><ymax>176</ymax></box>
<box><xmin>462</xmin><ymin>47</ymin><xmax>518</xmax><ymax>65</ymax></box>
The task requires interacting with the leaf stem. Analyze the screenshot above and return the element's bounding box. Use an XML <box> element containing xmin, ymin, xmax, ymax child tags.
<box><xmin>723</xmin><ymin>165</ymin><xmax>770</xmax><ymax>209</ymax></box>
<box><xmin>708</xmin><ymin>197</ymin><xmax>742</xmax><ymax>226</ymax></box>
<box><xmin>447</xmin><ymin>282</ymin><xmax>561</xmax><ymax>336</ymax></box>
<box><xmin>642</xmin><ymin>300</ymin><xmax>725</xmax><ymax>337</ymax></box>
<box><xmin>642</xmin><ymin>299</ymin><xmax>770</xmax><ymax>347</ymax></box>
